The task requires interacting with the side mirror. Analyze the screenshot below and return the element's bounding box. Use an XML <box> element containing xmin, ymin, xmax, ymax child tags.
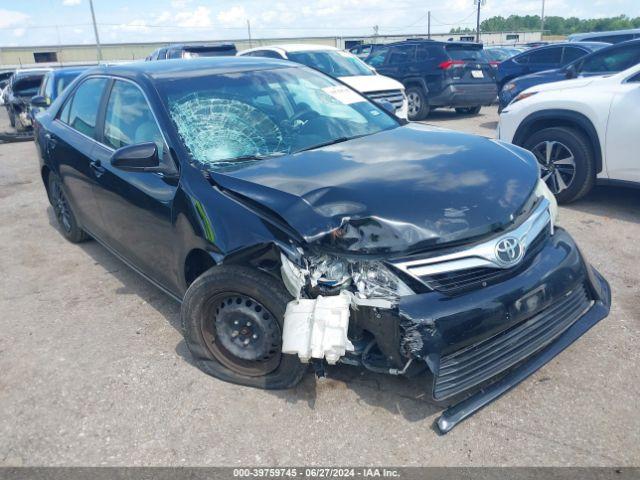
<box><xmin>111</xmin><ymin>142</ymin><xmax>161</xmax><ymax>172</ymax></box>
<box><xmin>565</xmin><ymin>64</ymin><xmax>577</xmax><ymax>79</ymax></box>
<box><xmin>31</xmin><ymin>95</ymin><xmax>49</xmax><ymax>108</ymax></box>
<box><xmin>374</xmin><ymin>99</ymin><xmax>396</xmax><ymax>115</ymax></box>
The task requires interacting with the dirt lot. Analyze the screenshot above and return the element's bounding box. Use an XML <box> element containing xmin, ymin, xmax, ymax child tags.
<box><xmin>1</xmin><ymin>106</ymin><xmax>639</xmax><ymax>466</ymax></box>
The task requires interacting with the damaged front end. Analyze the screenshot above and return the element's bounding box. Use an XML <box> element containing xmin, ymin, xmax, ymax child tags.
<box><xmin>270</xmin><ymin>185</ymin><xmax>609</xmax><ymax>434</ymax></box>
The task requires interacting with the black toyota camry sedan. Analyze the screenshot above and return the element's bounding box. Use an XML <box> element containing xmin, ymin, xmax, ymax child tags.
<box><xmin>33</xmin><ymin>57</ymin><xmax>611</xmax><ymax>433</ymax></box>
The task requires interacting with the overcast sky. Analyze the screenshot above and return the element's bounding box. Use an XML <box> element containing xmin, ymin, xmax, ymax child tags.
<box><xmin>1</xmin><ymin>0</ymin><xmax>639</xmax><ymax>47</ymax></box>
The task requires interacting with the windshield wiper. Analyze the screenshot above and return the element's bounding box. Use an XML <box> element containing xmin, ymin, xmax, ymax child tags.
<box><xmin>295</xmin><ymin>133</ymin><xmax>376</xmax><ymax>154</ymax></box>
<box><xmin>218</xmin><ymin>151</ymin><xmax>289</xmax><ymax>163</ymax></box>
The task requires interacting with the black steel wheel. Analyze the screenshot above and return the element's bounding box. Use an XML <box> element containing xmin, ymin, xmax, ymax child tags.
<box><xmin>181</xmin><ymin>265</ymin><xmax>307</xmax><ymax>389</ymax></box>
<box><xmin>202</xmin><ymin>293</ymin><xmax>282</xmax><ymax>377</ymax></box>
<box><xmin>48</xmin><ymin>173</ymin><xmax>89</xmax><ymax>243</ymax></box>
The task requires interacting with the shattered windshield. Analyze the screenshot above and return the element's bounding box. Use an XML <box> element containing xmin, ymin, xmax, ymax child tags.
<box><xmin>287</xmin><ymin>50</ymin><xmax>374</xmax><ymax>77</ymax></box>
<box><xmin>160</xmin><ymin>66</ymin><xmax>398</xmax><ymax>170</ymax></box>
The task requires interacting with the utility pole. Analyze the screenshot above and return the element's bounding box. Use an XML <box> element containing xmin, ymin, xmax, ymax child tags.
<box><xmin>475</xmin><ymin>0</ymin><xmax>483</xmax><ymax>43</ymax></box>
<box><xmin>427</xmin><ymin>11</ymin><xmax>431</xmax><ymax>39</ymax></box>
<box><xmin>88</xmin><ymin>0</ymin><xmax>102</xmax><ymax>61</ymax></box>
<box><xmin>247</xmin><ymin>19</ymin><xmax>253</xmax><ymax>48</ymax></box>
<box><xmin>373</xmin><ymin>25</ymin><xmax>379</xmax><ymax>43</ymax></box>
<box><xmin>540</xmin><ymin>0</ymin><xmax>546</xmax><ymax>38</ymax></box>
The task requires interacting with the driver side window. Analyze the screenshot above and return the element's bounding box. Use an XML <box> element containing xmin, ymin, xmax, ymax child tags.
<box><xmin>103</xmin><ymin>80</ymin><xmax>166</xmax><ymax>161</ymax></box>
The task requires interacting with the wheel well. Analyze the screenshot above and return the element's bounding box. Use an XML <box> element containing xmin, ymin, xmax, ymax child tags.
<box><xmin>184</xmin><ymin>249</ymin><xmax>216</xmax><ymax>286</ymax></box>
<box><xmin>404</xmin><ymin>80</ymin><xmax>425</xmax><ymax>93</ymax></box>
<box><xmin>513</xmin><ymin>115</ymin><xmax>603</xmax><ymax>174</ymax></box>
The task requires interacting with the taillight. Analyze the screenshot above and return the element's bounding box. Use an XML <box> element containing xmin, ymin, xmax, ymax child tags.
<box><xmin>490</xmin><ymin>61</ymin><xmax>500</xmax><ymax>68</ymax></box>
<box><xmin>439</xmin><ymin>60</ymin><xmax>465</xmax><ymax>69</ymax></box>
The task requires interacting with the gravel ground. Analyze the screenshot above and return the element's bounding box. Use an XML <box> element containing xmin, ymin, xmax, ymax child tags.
<box><xmin>0</xmin><ymin>106</ymin><xmax>639</xmax><ymax>466</ymax></box>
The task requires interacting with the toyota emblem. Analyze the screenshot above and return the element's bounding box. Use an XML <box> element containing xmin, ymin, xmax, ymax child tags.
<box><xmin>495</xmin><ymin>237</ymin><xmax>524</xmax><ymax>267</ymax></box>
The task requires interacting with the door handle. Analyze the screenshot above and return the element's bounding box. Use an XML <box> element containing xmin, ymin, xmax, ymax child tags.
<box><xmin>45</xmin><ymin>132</ymin><xmax>58</xmax><ymax>150</ymax></box>
<box><xmin>90</xmin><ymin>159</ymin><xmax>106</xmax><ymax>176</ymax></box>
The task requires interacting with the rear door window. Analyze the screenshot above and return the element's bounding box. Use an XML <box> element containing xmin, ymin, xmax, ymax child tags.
<box><xmin>60</xmin><ymin>77</ymin><xmax>108</xmax><ymax>139</ymax></box>
<box><xmin>387</xmin><ymin>45</ymin><xmax>416</xmax><ymax>65</ymax></box>
<box><xmin>527</xmin><ymin>47</ymin><xmax>563</xmax><ymax>64</ymax></box>
<box><xmin>562</xmin><ymin>46</ymin><xmax>587</xmax><ymax>64</ymax></box>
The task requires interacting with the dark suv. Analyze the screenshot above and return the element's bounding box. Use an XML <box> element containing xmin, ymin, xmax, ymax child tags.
<box><xmin>364</xmin><ymin>40</ymin><xmax>497</xmax><ymax>120</ymax></box>
<box><xmin>146</xmin><ymin>43</ymin><xmax>237</xmax><ymax>60</ymax></box>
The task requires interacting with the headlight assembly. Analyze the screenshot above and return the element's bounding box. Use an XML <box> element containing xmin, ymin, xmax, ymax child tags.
<box><xmin>503</xmin><ymin>82</ymin><xmax>517</xmax><ymax>92</ymax></box>
<box><xmin>280</xmin><ymin>252</ymin><xmax>414</xmax><ymax>301</ymax></box>
<box><xmin>535</xmin><ymin>178</ymin><xmax>559</xmax><ymax>228</ymax></box>
<box><xmin>511</xmin><ymin>91</ymin><xmax>537</xmax><ymax>105</ymax></box>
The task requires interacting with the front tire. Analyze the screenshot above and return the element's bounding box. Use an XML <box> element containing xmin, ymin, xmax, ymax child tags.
<box><xmin>406</xmin><ymin>86</ymin><xmax>430</xmax><ymax>120</ymax></box>
<box><xmin>48</xmin><ymin>173</ymin><xmax>90</xmax><ymax>243</ymax></box>
<box><xmin>455</xmin><ymin>106</ymin><xmax>481</xmax><ymax>115</ymax></box>
<box><xmin>523</xmin><ymin>126</ymin><xmax>595</xmax><ymax>204</ymax></box>
<box><xmin>181</xmin><ymin>265</ymin><xmax>307</xmax><ymax>390</ymax></box>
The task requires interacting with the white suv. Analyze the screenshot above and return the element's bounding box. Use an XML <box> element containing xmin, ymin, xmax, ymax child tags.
<box><xmin>238</xmin><ymin>44</ymin><xmax>408</xmax><ymax>119</ymax></box>
<box><xmin>498</xmin><ymin>63</ymin><xmax>640</xmax><ymax>203</ymax></box>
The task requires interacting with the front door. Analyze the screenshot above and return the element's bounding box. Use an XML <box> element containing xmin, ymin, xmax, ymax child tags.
<box><xmin>90</xmin><ymin>79</ymin><xmax>181</xmax><ymax>293</ymax></box>
<box><xmin>605</xmin><ymin>72</ymin><xmax>640</xmax><ymax>183</ymax></box>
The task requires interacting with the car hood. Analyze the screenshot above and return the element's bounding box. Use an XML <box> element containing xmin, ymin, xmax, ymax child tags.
<box><xmin>339</xmin><ymin>74</ymin><xmax>405</xmax><ymax>93</ymax></box>
<box><xmin>523</xmin><ymin>76</ymin><xmax>599</xmax><ymax>94</ymax></box>
<box><xmin>512</xmin><ymin>68</ymin><xmax>564</xmax><ymax>84</ymax></box>
<box><xmin>209</xmin><ymin>123</ymin><xmax>539</xmax><ymax>255</ymax></box>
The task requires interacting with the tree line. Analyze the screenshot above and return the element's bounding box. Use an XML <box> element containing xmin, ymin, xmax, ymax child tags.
<box><xmin>450</xmin><ymin>14</ymin><xmax>640</xmax><ymax>35</ymax></box>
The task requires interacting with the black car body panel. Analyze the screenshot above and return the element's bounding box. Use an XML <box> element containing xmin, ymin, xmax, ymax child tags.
<box><xmin>32</xmin><ymin>58</ymin><xmax>611</xmax><ymax>433</ymax></box>
<box><xmin>366</xmin><ymin>40</ymin><xmax>498</xmax><ymax>108</ymax></box>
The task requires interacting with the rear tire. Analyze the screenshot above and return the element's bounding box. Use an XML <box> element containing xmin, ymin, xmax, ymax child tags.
<box><xmin>406</xmin><ymin>86</ymin><xmax>430</xmax><ymax>120</ymax></box>
<box><xmin>48</xmin><ymin>173</ymin><xmax>90</xmax><ymax>243</ymax></box>
<box><xmin>8</xmin><ymin>108</ymin><xmax>16</xmax><ymax>128</ymax></box>
<box><xmin>181</xmin><ymin>265</ymin><xmax>307</xmax><ymax>390</ymax></box>
<box><xmin>455</xmin><ymin>106</ymin><xmax>481</xmax><ymax>115</ymax></box>
<box><xmin>523</xmin><ymin>126</ymin><xmax>595</xmax><ymax>204</ymax></box>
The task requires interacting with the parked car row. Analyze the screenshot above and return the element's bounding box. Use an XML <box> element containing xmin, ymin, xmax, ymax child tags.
<box><xmin>1</xmin><ymin>66</ymin><xmax>89</xmax><ymax>132</ymax></box>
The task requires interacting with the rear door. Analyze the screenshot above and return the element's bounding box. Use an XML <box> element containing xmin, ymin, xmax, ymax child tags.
<box><xmin>376</xmin><ymin>44</ymin><xmax>416</xmax><ymax>82</ymax></box>
<box><xmin>525</xmin><ymin>45</ymin><xmax>563</xmax><ymax>73</ymax></box>
<box><xmin>90</xmin><ymin>79</ymin><xmax>180</xmax><ymax>291</ymax></box>
<box><xmin>605</xmin><ymin>71</ymin><xmax>640</xmax><ymax>183</ymax></box>
<box><xmin>47</xmin><ymin>77</ymin><xmax>109</xmax><ymax>237</ymax></box>
<box><xmin>443</xmin><ymin>44</ymin><xmax>495</xmax><ymax>83</ymax></box>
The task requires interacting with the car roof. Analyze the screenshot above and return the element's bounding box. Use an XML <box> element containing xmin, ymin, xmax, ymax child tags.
<box><xmin>241</xmin><ymin>43</ymin><xmax>339</xmax><ymax>54</ymax></box>
<box><xmin>383</xmin><ymin>39</ymin><xmax>481</xmax><ymax>47</ymax></box>
<box><xmin>569</xmin><ymin>28</ymin><xmax>640</xmax><ymax>41</ymax></box>
<box><xmin>86</xmin><ymin>57</ymin><xmax>298</xmax><ymax>82</ymax></box>
<box><xmin>168</xmin><ymin>43</ymin><xmax>236</xmax><ymax>49</ymax></box>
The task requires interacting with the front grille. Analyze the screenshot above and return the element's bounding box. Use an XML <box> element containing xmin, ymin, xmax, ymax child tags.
<box><xmin>421</xmin><ymin>225</ymin><xmax>551</xmax><ymax>295</ymax></box>
<box><xmin>366</xmin><ymin>89</ymin><xmax>405</xmax><ymax>110</ymax></box>
<box><xmin>433</xmin><ymin>283</ymin><xmax>592</xmax><ymax>400</ymax></box>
